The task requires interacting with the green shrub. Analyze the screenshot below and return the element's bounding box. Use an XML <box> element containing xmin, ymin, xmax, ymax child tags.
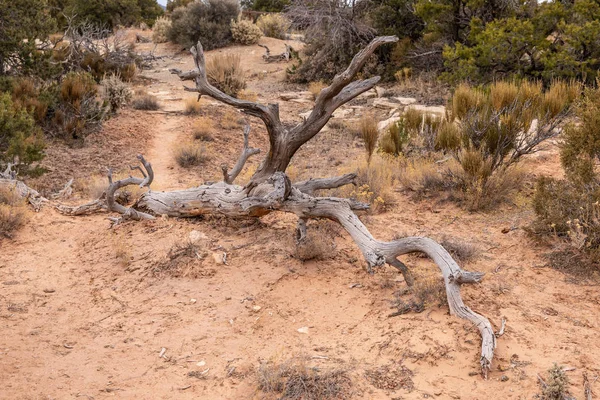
<box><xmin>533</xmin><ymin>86</ymin><xmax>600</xmax><ymax>260</ymax></box>
<box><xmin>0</xmin><ymin>0</ymin><xmax>57</xmax><ymax>78</ymax></box>
<box><xmin>231</xmin><ymin>18</ymin><xmax>263</xmax><ymax>45</ymax></box>
<box><xmin>256</xmin><ymin>13</ymin><xmax>290</xmax><ymax>39</ymax></box>
<box><xmin>0</xmin><ymin>93</ymin><xmax>45</xmax><ymax>171</ymax></box>
<box><xmin>168</xmin><ymin>0</ymin><xmax>239</xmax><ymax>50</ymax></box>
<box><xmin>206</xmin><ymin>53</ymin><xmax>246</xmax><ymax>97</ymax></box>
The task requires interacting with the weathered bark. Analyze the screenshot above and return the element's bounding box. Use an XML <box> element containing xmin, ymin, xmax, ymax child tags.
<box><xmin>221</xmin><ymin>125</ymin><xmax>260</xmax><ymax>184</ymax></box>
<box><xmin>54</xmin><ymin>36</ymin><xmax>497</xmax><ymax>375</ymax></box>
<box><xmin>171</xmin><ymin>36</ymin><xmax>397</xmax><ymax>186</ymax></box>
<box><xmin>0</xmin><ymin>178</ymin><xmax>47</xmax><ymax>211</ymax></box>
<box><xmin>258</xmin><ymin>43</ymin><xmax>292</xmax><ymax>63</ymax></box>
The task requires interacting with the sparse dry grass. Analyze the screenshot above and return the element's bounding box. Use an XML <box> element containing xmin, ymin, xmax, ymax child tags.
<box><xmin>257</xmin><ymin>356</ymin><xmax>351</xmax><ymax>399</ymax></box>
<box><xmin>192</xmin><ymin>116</ymin><xmax>216</xmax><ymax>141</ymax></box>
<box><xmin>358</xmin><ymin>115</ymin><xmax>378</xmax><ymax>162</ymax></box>
<box><xmin>292</xmin><ymin>221</ymin><xmax>338</xmax><ymax>262</ymax></box>
<box><xmin>308</xmin><ymin>81</ymin><xmax>327</xmax><ymax>100</ymax></box>
<box><xmin>173</xmin><ymin>141</ymin><xmax>210</xmax><ymax>167</ymax></box>
<box><xmin>206</xmin><ymin>53</ymin><xmax>246</xmax><ymax>97</ymax></box>
<box><xmin>453</xmin><ymin>162</ymin><xmax>525</xmax><ymax>211</ymax></box>
<box><xmin>451</xmin><ymin>83</ymin><xmax>484</xmax><ymax>119</ymax></box>
<box><xmin>237</xmin><ymin>89</ymin><xmax>258</xmax><ymax>102</ymax></box>
<box><xmin>364</xmin><ymin>363</ymin><xmax>414</xmax><ymax>391</ymax></box>
<box><xmin>398</xmin><ymin>156</ymin><xmax>449</xmax><ymax>195</ymax></box>
<box><xmin>438</xmin><ymin>236</ymin><xmax>478</xmax><ymax>263</ymax></box>
<box><xmin>338</xmin><ymin>155</ymin><xmax>397</xmax><ymax>213</ymax></box>
<box><xmin>221</xmin><ymin>109</ymin><xmax>242</xmax><ymax>130</ymax></box>
<box><xmin>403</xmin><ymin>107</ymin><xmax>423</xmax><ymax>134</ymax></box>
<box><xmin>132</xmin><ymin>92</ymin><xmax>160</xmax><ymax>110</ymax></box>
<box><xmin>149</xmin><ymin>239</ymin><xmax>214</xmax><ymax>279</ymax></box>
<box><xmin>114</xmin><ymin>239</ymin><xmax>132</xmax><ymax>267</ymax></box>
<box><xmin>184</xmin><ymin>97</ymin><xmax>202</xmax><ymax>115</ymax></box>
<box><xmin>0</xmin><ymin>186</ymin><xmax>29</xmax><ymax>239</ymax></box>
<box><xmin>391</xmin><ymin>272</ymin><xmax>447</xmax><ymax>316</ymax></box>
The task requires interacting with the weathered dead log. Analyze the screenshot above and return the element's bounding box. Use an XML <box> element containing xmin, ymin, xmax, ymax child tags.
<box><xmin>258</xmin><ymin>43</ymin><xmax>292</xmax><ymax>63</ymax></box>
<box><xmin>0</xmin><ymin>178</ymin><xmax>47</xmax><ymax>211</ymax></box>
<box><xmin>61</xmin><ymin>36</ymin><xmax>497</xmax><ymax>376</ymax></box>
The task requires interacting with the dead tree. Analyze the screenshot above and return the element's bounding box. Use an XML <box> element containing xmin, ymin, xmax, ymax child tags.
<box><xmin>50</xmin><ymin>36</ymin><xmax>496</xmax><ymax>375</ymax></box>
<box><xmin>258</xmin><ymin>44</ymin><xmax>293</xmax><ymax>63</ymax></box>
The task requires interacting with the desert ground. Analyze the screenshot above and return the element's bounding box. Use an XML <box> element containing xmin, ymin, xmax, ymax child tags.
<box><xmin>1</xmin><ymin>33</ymin><xmax>599</xmax><ymax>399</ymax></box>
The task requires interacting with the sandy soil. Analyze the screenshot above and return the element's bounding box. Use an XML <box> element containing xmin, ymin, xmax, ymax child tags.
<box><xmin>1</xmin><ymin>34</ymin><xmax>599</xmax><ymax>400</ymax></box>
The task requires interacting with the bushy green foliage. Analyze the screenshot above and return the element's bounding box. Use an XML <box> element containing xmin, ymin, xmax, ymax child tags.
<box><xmin>533</xmin><ymin>86</ymin><xmax>600</xmax><ymax>259</ymax></box>
<box><xmin>231</xmin><ymin>19</ymin><xmax>263</xmax><ymax>45</ymax></box>
<box><xmin>0</xmin><ymin>93</ymin><xmax>45</xmax><ymax>170</ymax></box>
<box><xmin>256</xmin><ymin>14</ymin><xmax>291</xmax><ymax>39</ymax></box>
<box><xmin>66</xmin><ymin>0</ymin><xmax>163</xmax><ymax>29</ymax></box>
<box><xmin>0</xmin><ymin>0</ymin><xmax>57</xmax><ymax>77</ymax></box>
<box><xmin>443</xmin><ymin>0</ymin><xmax>600</xmax><ymax>84</ymax></box>
<box><xmin>168</xmin><ymin>0</ymin><xmax>240</xmax><ymax>50</ymax></box>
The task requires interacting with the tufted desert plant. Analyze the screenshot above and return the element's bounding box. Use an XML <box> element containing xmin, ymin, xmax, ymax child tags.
<box><xmin>101</xmin><ymin>74</ymin><xmax>132</xmax><ymax>114</ymax></box>
<box><xmin>174</xmin><ymin>141</ymin><xmax>210</xmax><ymax>167</ymax></box>
<box><xmin>206</xmin><ymin>53</ymin><xmax>246</xmax><ymax>97</ymax></box>
<box><xmin>152</xmin><ymin>16</ymin><xmax>171</xmax><ymax>43</ymax></box>
<box><xmin>230</xmin><ymin>18</ymin><xmax>263</xmax><ymax>45</ymax></box>
<box><xmin>256</xmin><ymin>13</ymin><xmax>291</xmax><ymax>39</ymax></box>
<box><xmin>358</xmin><ymin>115</ymin><xmax>379</xmax><ymax>163</ymax></box>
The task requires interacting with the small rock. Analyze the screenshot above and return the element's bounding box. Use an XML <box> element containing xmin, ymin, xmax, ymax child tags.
<box><xmin>43</xmin><ymin>288</ymin><xmax>55</xmax><ymax>293</ymax></box>
<box><xmin>299</xmin><ymin>110</ymin><xmax>312</xmax><ymax>119</ymax></box>
<box><xmin>357</xmin><ymin>89</ymin><xmax>377</xmax><ymax>100</ymax></box>
<box><xmin>406</xmin><ymin>104</ymin><xmax>446</xmax><ymax>115</ymax></box>
<box><xmin>297</xmin><ymin>326</ymin><xmax>309</xmax><ymax>334</ymax></box>
<box><xmin>373</xmin><ymin>98</ymin><xmax>401</xmax><ymax>109</ymax></box>
<box><xmin>190</xmin><ymin>298</ymin><xmax>197</xmax><ymax>304</ymax></box>
<box><xmin>375</xmin><ymin>86</ymin><xmax>386</xmax><ymax>98</ymax></box>
<box><xmin>501</xmin><ymin>375</ymin><xmax>509</xmax><ymax>382</ymax></box>
<box><xmin>377</xmin><ymin>115</ymin><xmax>402</xmax><ymax>132</ymax></box>
<box><xmin>395</xmin><ymin>96</ymin><xmax>417</xmax><ymax>105</ymax></box>
<box><xmin>189</xmin><ymin>230</ymin><xmax>208</xmax><ymax>244</ymax></box>
<box><xmin>252</xmin><ymin>305</ymin><xmax>261</xmax><ymax>312</ymax></box>
<box><xmin>196</xmin><ymin>360</ymin><xmax>206</xmax><ymax>367</ymax></box>
<box><xmin>332</xmin><ymin>108</ymin><xmax>353</xmax><ymax>118</ymax></box>
<box><xmin>212</xmin><ymin>252</ymin><xmax>225</xmax><ymax>265</ymax></box>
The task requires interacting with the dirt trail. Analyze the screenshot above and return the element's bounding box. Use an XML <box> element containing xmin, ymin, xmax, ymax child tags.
<box><xmin>1</xmin><ymin>35</ymin><xmax>600</xmax><ymax>400</ymax></box>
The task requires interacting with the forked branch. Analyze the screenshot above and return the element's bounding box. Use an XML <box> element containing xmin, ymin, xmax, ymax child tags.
<box><xmin>105</xmin><ymin>154</ymin><xmax>154</xmax><ymax>222</ymax></box>
<box><xmin>170</xmin><ymin>43</ymin><xmax>283</xmax><ymax>136</ymax></box>
<box><xmin>221</xmin><ymin>125</ymin><xmax>261</xmax><ymax>184</ymax></box>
